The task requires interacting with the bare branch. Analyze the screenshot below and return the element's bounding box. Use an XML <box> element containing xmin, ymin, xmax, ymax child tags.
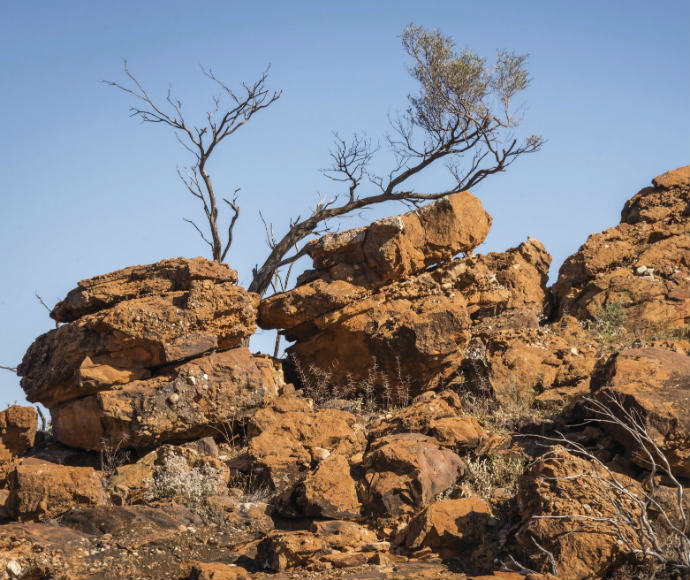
<box><xmin>0</xmin><ymin>365</ymin><xmax>17</xmax><ymax>373</ymax></box>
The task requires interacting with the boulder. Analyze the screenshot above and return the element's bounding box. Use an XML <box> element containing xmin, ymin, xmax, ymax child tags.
<box><xmin>309</xmin><ymin>520</ymin><xmax>379</xmax><ymax>551</ymax></box>
<box><xmin>183</xmin><ymin>560</ymin><xmax>250</xmax><ymax>580</ymax></box>
<box><xmin>464</xmin><ymin>314</ymin><xmax>599</xmax><ymax>404</ymax></box>
<box><xmin>19</xmin><ymin>258</ymin><xmax>259</xmax><ymax>409</ymax></box>
<box><xmin>51</xmin><ymin>348</ymin><xmax>277</xmax><ymax>450</ymax></box>
<box><xmin>399</xmin><ymin>497</ymin><xmax>492</xmax><ymax>558</ymax></box>
<box><xmin>275</xmin><ymin>453</ymin><xmax>362</xmax><ymax>519</ymax></box>
<box><xmin>0</xmin><ymin>406</ymin><xmax>37</xmax><ymax>467</ymax></box>
<box><xmin>255</xmin><ymin>530</ymin><xmax>330</xmax><ymax>572</ymax></box>
<box><xmin>360</xmin><ymin>433</ymin><xmax>464</xmax><ymax>516</ymax></box>
<box><xmin>553</xmin><ymin>167</ymin><xmax>689</xmax><ymax>335</ymax></box>
<box><xmin>369</xmin><ymin>390</ymin><xmax>487</xmax><ymax>453</ymax></box>
<box><xmin>515</xmin><ymin>446</ymin><xmax>643</xmax><ymax>580</ymax></box>
<box><xmin>51</xmin><ymin>257</ymin><xmax>238</xmax><ymax>322</ymax></box>
<box><xmin>301</xmin><ymin>191</ymin><xmax>492</xmax><ymax>288</ymax></box>
<box><xmin>590</xmin><ymin>347</ymin><xmax>690</xmax><ymax>478</ymax></box>
<box><xmin>8</xmin><ymin>459</ymin><xmax>107</xmax><ymax>521</ymax></box>
<box><xmin>246</xmin><ymin>398</ymin><xmax>366</xmax><ymax>490</ymax></box>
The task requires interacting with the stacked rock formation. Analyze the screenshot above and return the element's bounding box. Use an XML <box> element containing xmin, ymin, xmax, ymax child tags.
<box><xmin>18</xmin><ymin>258</ymin><xmax>278</xmax><ymax>450</ymax></box>
<box><xmin>260</xmin><ymin>191</ymin><xmax>555</xmax><ymax>397</ymax></box>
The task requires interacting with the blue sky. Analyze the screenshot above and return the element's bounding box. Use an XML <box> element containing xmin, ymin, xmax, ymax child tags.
<box><xmin>1</xmin><ymin>1</ymin><xmax>688</xmax><ymax>409</ymax></box>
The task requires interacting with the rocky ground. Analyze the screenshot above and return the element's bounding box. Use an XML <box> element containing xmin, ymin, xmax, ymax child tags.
<box><xmin>0</xmin><ymin>167</ymin><xmax>688</xmax><ymax>580</ymax></box>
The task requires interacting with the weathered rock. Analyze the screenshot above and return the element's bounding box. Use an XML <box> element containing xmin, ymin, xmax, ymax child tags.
<box><xmin>515</xmin><ymin>446</ymin><xmax>643</xmax><ymax>580</ymax></box>
<box><xmin>183</xmin><ymin>560</ymin><xmax>250</xmax><ymax>580</ymax></box>
<box><xmin>276</xmin><ymin>453</ymin><xmax>362</xmax><ymax>519</ymax></box>
<box><xmin>51</xmin><ymin>257</ymin><xmax>239</xmax><ymax>322</ymax></box>
<box><xmin>554</xmin><ymin>167</ymin><xmax>689</xmax><ymax>335</ymax></box>
<box><xmin>8</xmin><ymin>459</ymin><xmax>107</xmax><ymax>521</ymax></box>
<box><xmin>51</xmin><ymin>348</ymin><xmax>277</xmax><ymax>450</ymax></box>
<box><xmin>262</xmin><ymin>238</ymin><xmax>550</xmax><ymax>398</ymax></box>
<box><xmin>20</xmin><ymin>260</ymin><xmax>259</xmax><ymax>409</ymax></box>
<box><xmin>361</xmin><ymin>433</ymin><xmax>464</xmax><ymax>516</ymax></box>
<box><xmin>246</xmin><ymin>398</ymin><xmax>366</xmax><ymax>491</ymax></box>
<box><xmin>400</xmin><ymin>497</ymin><xmax>492</xmax><ymax>558</ymax></box>
<box><xmin>463</xmin><ymin>314</ymin><xmax>599</xmax><ymax>404</ymax></box>
<box><xmin>301</xmin><ymin>191</ymin><xmax>492</xmax><ymax>287</ymax></box>
<box><xmin>255</xmin><ymin>530</ymin><xmax>330</xmax><ymax>572</ymax></box>
<box><xmin>310</xmin><ymin>520</ymin><xmax>379</xmax><ymax>551</ymax></box>
<box><xmin>369</xmin><ymin>390</ymin><xmax>487</xmax><ymax>453</ymax></box>
<box><xmin>0</xmin><ymin>406</ymin><xmax>37</xmax><ymax>467</ymax></box>
<box><xmin>590</xmin><ymin>347</ymin><xmax>690</xmax><ymax>478</ymax></box>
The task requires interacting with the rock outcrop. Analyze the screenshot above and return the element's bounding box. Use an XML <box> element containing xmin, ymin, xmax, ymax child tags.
<box><xmin>553</xmin><ymin>166</ymin><xmax>689</xmax><ymax>335</ymax></box>
<box><xmin>17</xmin><ymin>258</ymin><xmax>277</xmax><ymax>450</ymax></box>
<box><xmin>1</xmin><ymin>168</ymin><xmax>687</xmax><ymax>580</ymax></box>
<box><xmin>260</xmin><ymin>193</ymin><xmax>551</xmax><ymax>397</ymax></box>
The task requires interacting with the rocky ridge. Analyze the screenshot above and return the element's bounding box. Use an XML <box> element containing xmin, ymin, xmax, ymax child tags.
<box><xmin>0</xmin><ymin>168</ymin><xmax>687</xmax><ymax>580</ymax></box>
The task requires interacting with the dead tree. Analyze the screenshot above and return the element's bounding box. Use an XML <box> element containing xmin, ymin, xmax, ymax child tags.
<box><xmin>108</xmin><ymin>24</ymin><xmax>541</xmax><ymax>295</ymax></box>
<box><xmin>247</xmin><ymin>24</ymin><xmax>543</xmax><ymax>296</ymax></box>
<box><xmin>106</xmin><ymin>63</ymin><xmax>281</xmax><ymax>262</ymax></box>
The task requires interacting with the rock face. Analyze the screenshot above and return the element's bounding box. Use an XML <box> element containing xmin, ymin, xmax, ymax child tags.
<box><xmin>590</xmin><ymin>347</ymin><xmax>690</xmax><ymax>478</ymax></box>
<box><xmin>553</xmin><ymin>166</ymin><xmax>689</xmax><ymax>335</ymax></box>
<box><xmin>17</xmin><ymin>257</ymin><xmax>274</xmax><ymax>450</ymax></box>
<box><xmin>260</xmin><ymin>192</ymin><xmax>551</xmax><ymax>397</ymax></box>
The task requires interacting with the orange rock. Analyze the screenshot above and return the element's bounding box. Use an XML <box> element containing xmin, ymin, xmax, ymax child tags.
<box><xmin>255</xmin><ymin>530</ymin><xmax>330</xmax><ymax>572</ymax></box>
<box><xmin>591</xmin><ymin>347</ymin><xmax>690</xmax><ymax>478</ymax></box>
<box><xmin>302</xmin><ymin>191</ymin><xmax>492</xmax><ymax>287</ymax></box>
<box><xmin>8</xmin><ymin>459</ymin><xmax>107</xmax><ymax>521</ymax></box>
<box><xmin>400</xmin><ymin>497</ymin><xmax>492</xmax><ymax>557</ymax></box>
<box><xmin>246</xmin><ymin>400</ymin><xmax>366</xmax><ymax>490</ymax></box>
<box><xmin>20</xmin><ymin>259</ymin><xmax>259</xmax><ymax>409</ymax></box>
<box><xmin>51</xmin><ymin>257</ymin><xmax>238</xmax><ymax>322</ymax></box>
<box><xmin>51</xmin><ymin>348</ymin><xmax>277</xmax><ymax>450</ymax></box>
<box><xmin>296</xmin><ymin>454</ymin><xmax>362</xmax><ymax>519</ymax></box>
<box><xmin>361</xmin><ymin>433</ymin><xmax>464</xmax><ymax>516</ymax></box>
<box><xmin>182</xmin><ymin>560</ymin><xmax>249</xmax><ymax>579</ymax></box>
<box><xmin>554</xmin><ymin>167</ymin><xmax>689</xmax><ymax>335</ymax></box>
<box><xmin>515</xmin><ymin>446</ymin><xmax>643</xmax><ymax>580</ymax></box>
<box><xmin>0</xmin><ymin>405</ymin><xmax>37</xmax><ymax>465</ymax></box>
<box><xmin>310</xmin><ymin>520</ymin><xmax>379</xmax><ymax>551</ymax></box>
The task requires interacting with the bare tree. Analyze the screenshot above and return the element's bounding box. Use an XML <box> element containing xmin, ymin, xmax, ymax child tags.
<box><xmin>247</xmin><ymin>24</ymin><xmax>542</xmax><ymax>295</ymax></box>
<box><xmin>105</xmin><ymin>63</ymin><xmax>281</xmax><ymax>263</ymax></box>
<box><xmin>107</xmin><ymin>24</ymin><xmax>541</xmax><ymax>296</ymax></box>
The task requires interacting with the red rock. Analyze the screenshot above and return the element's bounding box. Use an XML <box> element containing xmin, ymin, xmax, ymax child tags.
<box><xmin>246</xmin><ymin>399</ymin><xmax>366</xmax><ymax>490</ymax></box>
<box><xmin>183</xmin><ymin>560</ymin><xmax>250</xmax><ymax>579</ymax></box>
<box><xmin>255</xmin><ymin>530</ymin><xmax>330</xmax><ymax>572</ymax></box>
<box><xmin>554</xmin><ymin>167</ymin><xmax>689</xmax><ymax>335</ymax></box>
<box><xmin>51</xmin><ymin>348</ymin><xmax>277</xmax><ymax>450</ymax></box>
<box><xmin>302</xmin><ymin>191</ymin><xmax>492</xmax><ymax>287</ymax></box>
<box><xmin>51</xmin><ymin>257</ymin><xmax>238</xmax><ymax>322</ymax></box>
<box><xmin>295</xmin><ymin>454</ymin><xmax>362</xmax><ymax>519</ymax></box>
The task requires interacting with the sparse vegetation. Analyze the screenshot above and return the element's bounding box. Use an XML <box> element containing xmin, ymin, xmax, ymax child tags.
<box><xmin>145</xmin><ymin>454</ymin><xmax>226</xmax><ymax>506</ymax></box>
<box><xmin>464</xmin><ymin>452</ymin><xmax>530</xmax><ymax>502</ymax></box>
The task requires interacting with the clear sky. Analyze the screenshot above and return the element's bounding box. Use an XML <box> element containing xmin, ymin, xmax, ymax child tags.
<box><xmin>1</xmin><ymin>1</ymin><xmax>688</xmax><ymax>410</ymax></box>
